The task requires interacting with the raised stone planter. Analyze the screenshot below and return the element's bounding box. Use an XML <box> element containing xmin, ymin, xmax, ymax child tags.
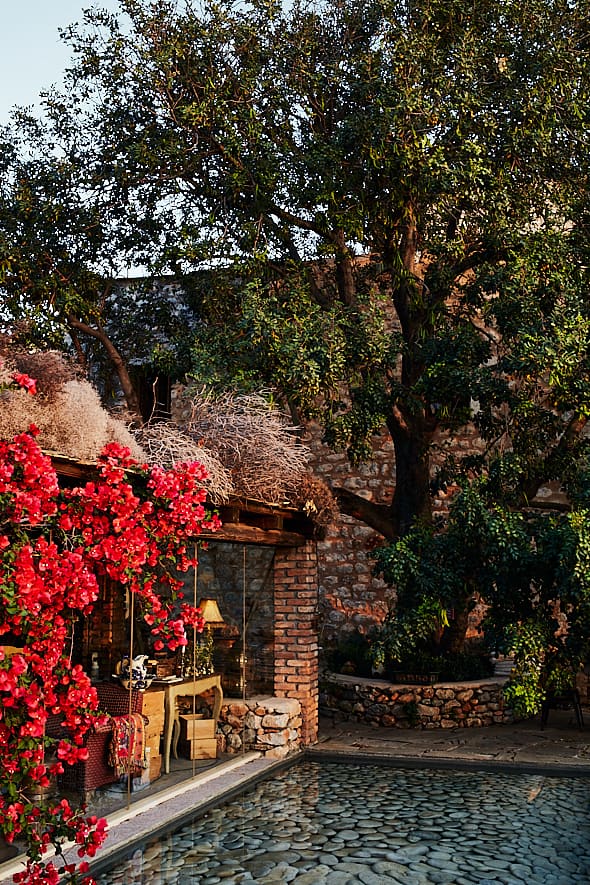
<box><xmin>217</xmin><ymin>696</ymin><xmax>302</xmax><ymax>758</ymax></box>
<box><xmin>320</xmin><ymin>672</ymin><xmax>513</xmax><ymax>728</ymax></box>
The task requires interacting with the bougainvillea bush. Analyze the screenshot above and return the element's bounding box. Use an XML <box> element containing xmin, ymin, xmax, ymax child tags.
<box><xmin>0</xmin><ymin>374</ymin><xmax>219</xmax><ymax>884</ymax></box>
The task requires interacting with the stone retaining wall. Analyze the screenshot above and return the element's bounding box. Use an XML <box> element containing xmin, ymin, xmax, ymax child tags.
<box><xmin>217</xmin><ymin>696</ymin><xmax>302</xmax><ymax>758</ymax></box>
<box><xmin>321</xmin><ymin>673</ymin><xmax>513</xmax><ymax>728</ymax></box>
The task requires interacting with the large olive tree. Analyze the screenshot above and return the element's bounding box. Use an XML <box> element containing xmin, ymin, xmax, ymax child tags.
<box><xmin>1</xmin><ymin>0</ymin><xmax>590</xmax><ymax>687</ymax></box>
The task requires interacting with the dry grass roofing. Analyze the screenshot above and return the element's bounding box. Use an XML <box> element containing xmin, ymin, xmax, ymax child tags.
<box><xmin>0</xmin><ymin>350</ymin><xmax>337</xmax><ymax>529</ymax></box>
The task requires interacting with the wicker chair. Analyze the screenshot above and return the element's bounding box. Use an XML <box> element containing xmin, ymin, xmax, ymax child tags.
<box><xmin>48</xmin><ymin>682</ymin><xmax>144</xmax><ymax>798</ymax></box>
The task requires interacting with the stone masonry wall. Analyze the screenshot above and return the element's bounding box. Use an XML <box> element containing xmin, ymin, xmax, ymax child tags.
<box><xmin>305</xmin><ymin>422</ymin><xmax>485</xmax><ymax>648</ymax></box>
<box><xmin>306</xmin><ymin>419</ymin><xmax>571</xmax><ymax>650</ymax></box>
<box><xmin>217</xmin><ymin>696</ymin><xmax>302</xmax><ymax>758</ymax></box>
<box><xmin>321</xmin><ymin>673</ymin><xmax>512</xmax><ymax>729</ymax></box>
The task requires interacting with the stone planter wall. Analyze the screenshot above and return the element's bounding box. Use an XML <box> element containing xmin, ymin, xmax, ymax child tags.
<box><xmin>217</xmin><ymin>696</ymin><xmax>302</xmax><ymax>758</ymax></box>
<box><xmin>321</xmin><ymin>673</ymin><xmax>513</xmax><ymax>728</ymax></box>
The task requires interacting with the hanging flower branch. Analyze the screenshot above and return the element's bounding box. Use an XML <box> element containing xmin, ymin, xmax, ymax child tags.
<box><xmin>0</xmin><ymin>370</ymin><xmax>220</xmax><ymax>884</ymax></box>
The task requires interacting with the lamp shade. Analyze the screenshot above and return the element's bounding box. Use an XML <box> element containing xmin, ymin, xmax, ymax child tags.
<box><xmin>198</xmin><ymin>598</ymin><xmax>225</xmax><ymax>627</ymax></box>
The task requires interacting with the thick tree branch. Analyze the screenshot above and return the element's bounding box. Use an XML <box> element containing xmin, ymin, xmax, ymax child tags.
<box><xmin>521</xmin><ymin>413</ymin><xmax>589</xmax><ymax>504</ymax></box>
<box><xmin>333</xmin><ymin>486</ymin><xmax>398</xmax><ymax>540</ymax></box>
<box><xmin>66</xmin><ymin>314</ymin><xmax>143</xmax><ymax>423</ymax></box>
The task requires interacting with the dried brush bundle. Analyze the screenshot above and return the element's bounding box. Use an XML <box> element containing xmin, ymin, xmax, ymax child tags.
<box><xmin>291</xmin><ymin>474</ymin><xmax>339</xmax><ymax>538</ymax></box>
<box><xmin>184</xmin><ymin>389</ymin><xmax>310</xmax><ymax>505</ymax></box>
<box><xmin>0</xmin><ymin>350</ymin><xmax>146</xmax><ymax>463</ymax></box>
<box><xmin>134</xmin><ymin>422</ymin><xmax>233</xmax><ymax>503</ymax></box>
<box><xmin>106</xmin><ymin>417</ymin><xmax>150</xmax><ymax>463</ymax></box>
<box><xmin>0</xmin><ymin>359</ymin><xmax>14</xmax><ymax>389</ymax></box>
<box><xmin>10</xmin><ymin>350</ymin><xmax>80</xmax><ymax>403</ymax></box>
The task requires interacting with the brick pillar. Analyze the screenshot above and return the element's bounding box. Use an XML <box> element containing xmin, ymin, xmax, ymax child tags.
<box><xmin>273</xmin><ymin>540</ymin><xmax>319</xmax><ymax>745</ymax></box>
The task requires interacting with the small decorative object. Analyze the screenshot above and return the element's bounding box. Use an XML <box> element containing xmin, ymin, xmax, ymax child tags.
<box><xmin>90</xmin><ymin>651</ymin><xmax>100</xmax><ymax>681</ymax></box>
<box><xmin>182</xmin><ymin>597</ymin><xmax>228</xmax><ymax>678</ymax></box>
<box><xmin>198</xmin><ymin>598</ymin><xmax>226</xmax><ymax>632</ymax></box>
<box><xmin>199</xmin><ymin>597</ymin><xmax>239</xmax><ymax>649</ymax></box>
<box><xmin>115</xmin><ymin>654</ymin><xmax>156</xmax><ymax>690</ymax></box>
<box><xmin>153</xmin><ymin>653</ymin><xmax>178</xmax><ymax>679</ymax></box>
<box><xmin>391</xmin><ymin>671</ymin><xmax>440</xmax><ymax>685</ymax></box>
<box><xmin>181</xmin><ymin>629</ymin><xmax>214</xmax><ymax>678</ymax></box>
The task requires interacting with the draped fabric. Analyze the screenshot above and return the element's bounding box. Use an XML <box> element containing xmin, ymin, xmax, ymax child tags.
<box><xmin>108</xmin><ymin>713</ymin><xmax>147</xmax><ymax>777</ymax></box>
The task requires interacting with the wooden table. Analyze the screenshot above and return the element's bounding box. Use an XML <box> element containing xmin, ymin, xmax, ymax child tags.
<box><xmin>162</xmin><ymin>675</ymin><xmax>223</xmax><ymax>773</ymax></box>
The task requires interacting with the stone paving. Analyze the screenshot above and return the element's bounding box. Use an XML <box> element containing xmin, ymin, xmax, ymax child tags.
<box><xmin>312</xmin><ymin>707</ymin><xmax>590</xmax><ymax>772</ymax></box>
<box><xmin>0</xmin><ymin>753</ymin><xmax>282</xmax><ymax>885</ymax></box>
<box><xmin>90</xmin><ymin>757</ymin><xmax>590</xmax><ymax>885</ymax></box>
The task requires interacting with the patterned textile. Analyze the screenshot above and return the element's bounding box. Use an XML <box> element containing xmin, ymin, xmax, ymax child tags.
<box><xmin>108</xmin><ymin>713</ymin><xmax>147</xmax><ymax>777</ymax></box>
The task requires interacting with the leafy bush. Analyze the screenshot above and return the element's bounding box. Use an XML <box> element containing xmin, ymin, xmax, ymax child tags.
<box><xmin>325</xmin><ymin>629</ymin><xmax>373</xmax><ymax>677</ymax></box>
<box><xmin>0</xmin><ymin>416</ymin><xmax>218</xmax><ymax>883</ymax></box>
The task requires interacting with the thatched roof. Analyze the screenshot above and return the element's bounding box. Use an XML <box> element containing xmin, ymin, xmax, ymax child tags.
<box><xmin>0</xmin><ymin>351</ymin><xmax>337</xmax><ymax>533</ymax></box>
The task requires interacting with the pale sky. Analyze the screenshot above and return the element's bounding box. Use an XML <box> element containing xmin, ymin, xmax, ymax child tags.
<box><xmin>0</xmin><ymin>1</ymin><xmax>122</xmax><ymax>123</ymax></box>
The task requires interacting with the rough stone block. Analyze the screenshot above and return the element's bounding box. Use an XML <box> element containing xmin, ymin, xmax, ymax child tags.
<box><xmin>443</xmin><ymin>700</ymin><xmax>461</xmax><ymax>712</ymax></box>
<box><xmin>259</xmin><ymin>730</ymin><xmax>288</xmax><ymax>747</ymax></box>
<box><xmin>261</xmin><ymin>713</ymin><xmax>290</xmax><ymax>729</ymax></box>
<box><xmin>265</xmin><ymin>744</ymin><xmax>291</xmax><ymax>759</ymax></box>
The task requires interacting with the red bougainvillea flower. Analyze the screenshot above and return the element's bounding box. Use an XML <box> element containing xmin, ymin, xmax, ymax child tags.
<box><xmin>12</xmin><ymin>373</ymin><xmax>37</xmax><ymax>396</ymax></box>
<box><xmin>0</xmin><ymin>429</ymin><xmax>218</xmax><ymax>884</ymax></box>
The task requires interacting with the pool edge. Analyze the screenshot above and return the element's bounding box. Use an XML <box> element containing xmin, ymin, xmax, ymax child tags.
<box><xmin>306</xmin><ymin>746</ymin><xmax>590</xmax><ymax>777</ymax></box>
<box><xmin>0</xmin><ymin>752</ymin><xmax>302</xmax><ymax>885</ymax></box>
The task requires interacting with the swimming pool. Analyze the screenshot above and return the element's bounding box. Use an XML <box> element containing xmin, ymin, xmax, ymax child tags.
<box><xmin>93</xmin><ymin>759</ymin><xmax>590</xmax><ymax>884</ymax></box>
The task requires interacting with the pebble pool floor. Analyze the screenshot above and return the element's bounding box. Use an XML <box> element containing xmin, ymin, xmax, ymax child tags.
<box><xmin>94</xmin><ymin>760</ymin><xmax>590</xmax><ymax>884</ymax></box>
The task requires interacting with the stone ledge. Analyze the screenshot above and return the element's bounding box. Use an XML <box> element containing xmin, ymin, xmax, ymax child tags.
<box><xmin>320</xmin><ymin>672</ymin><xmax>513</xmax><ymax>729</ymax></box>
<box><xmin>325</xmin><ymin>672</ymin><xmax>508</xmax><ymax>691</ymax></box>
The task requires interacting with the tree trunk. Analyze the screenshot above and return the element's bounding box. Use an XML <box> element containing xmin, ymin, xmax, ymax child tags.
<box><xmin>66</xmin><ymin>314</ymin><xmax>143</xmax><ymax>424</ymax></box>
<box><xmin>389</xmin><ymin>422</ymin><xmax>433</xmax><ymax>536</ymax></box>
<box><xmin>334</xmin><ymin>422</ymin><xmax>433</xmax><ymax>540</ymax></box>
<box><xmin>333</xmin><ymin>234</ymin><xmax>356</xmax><ymax>307</ymax></box>
<box><xmin>439</xmin><ymin>608</ymin><xmax>470</xmax><ymax>655</ymax></box>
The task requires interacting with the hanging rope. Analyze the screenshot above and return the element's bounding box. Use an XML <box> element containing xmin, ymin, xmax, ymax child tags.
<box><xmin>126</xmin><ymin>587</ymin><xmax>135</xmax><ymax>808</ymax></box>
<box><xmin>242</xmin><ymin>546</ymin><xmax>247</xmax><ymax>754</ymax></box>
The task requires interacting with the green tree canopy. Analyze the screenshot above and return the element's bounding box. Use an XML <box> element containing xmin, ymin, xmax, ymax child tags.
<box><xmin>1</xmin><ymin>0</ymin><xmax>589</xmax><ymax>546</ymax></box>
<box><xmin>2</xmin><ymin>0</ymin><xmax>590</xmax><ymax>704</ymax></box>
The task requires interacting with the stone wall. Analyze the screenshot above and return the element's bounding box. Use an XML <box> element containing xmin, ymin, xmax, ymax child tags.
<box><xmin>304</xmin><ymin>422</ymin><xmax>487</xmax><ymax>647</ymax></box>
<box><xmin>305</xmin><ymin>425</ymin><xmax>395</xmax><ymax>647</ymax></box>
<box><xmin>305</xmin><ymin>421</ymin><xmax>568</xmax><ymax>650</ymax></box>
<box><xmin>320</xmin><ymin>673</ymin><xmax>513</xmax><ymax>729</ymax></box>
<box><xmin>217</xmin><ymin>696</ymin><xmax>302</xmax><ymax>758</ymax></box>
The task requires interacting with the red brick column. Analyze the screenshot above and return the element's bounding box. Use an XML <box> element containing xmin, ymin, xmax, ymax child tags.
<box><xmin>273</xmin><ymin>540</ymin><xmax>319</xmax><ymax>745</ymax></box>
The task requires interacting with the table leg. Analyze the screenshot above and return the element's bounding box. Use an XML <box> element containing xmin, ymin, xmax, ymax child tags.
<box><xmin>163</xmin><ymin>690</ymin><xmax>176</xmax><ymax>775</ymax></box>
<box><xmin>172</xmin><ymin>716</ymin><xmax>181</xmax><ymax>760</ymax></box>
<box><xmin>212</xmin><ymin>684</ymin><xmax>223</xmax><ymax>721</ymax></box>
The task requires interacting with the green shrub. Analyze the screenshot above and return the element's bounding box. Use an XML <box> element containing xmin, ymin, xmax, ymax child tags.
<box><xmin>325</xmin><ymin>629</ymin><xmax>373</xmax><ymax>677</ymax></box>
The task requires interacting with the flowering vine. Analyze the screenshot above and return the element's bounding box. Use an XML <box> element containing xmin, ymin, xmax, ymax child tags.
<box><xmin>0</xmin><ymin>370</ymin><xmax>220</xmax><ymax>884</ymax></box>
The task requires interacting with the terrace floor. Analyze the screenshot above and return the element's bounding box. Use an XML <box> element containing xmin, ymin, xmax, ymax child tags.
<box><xmin>312</xmin><ymin>706</ymin><xmax>590</xmax><ymax>772</ymax></box>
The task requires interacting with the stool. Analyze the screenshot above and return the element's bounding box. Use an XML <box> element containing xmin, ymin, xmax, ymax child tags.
<box><xmin>541</xmin><ymin>688</ymin><xmax>584</xmax><ymax>730</ymax></box>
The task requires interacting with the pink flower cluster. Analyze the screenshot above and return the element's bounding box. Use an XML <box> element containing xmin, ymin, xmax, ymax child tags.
<box><xmin>0</xmin><ymin>427</ymin><xmax>219</xmax><ymax>884</ymax></box>
<box><xmin>12</xmin><ymin>374</ymin><xmax>37</xmax><ymax>396</ymax></box>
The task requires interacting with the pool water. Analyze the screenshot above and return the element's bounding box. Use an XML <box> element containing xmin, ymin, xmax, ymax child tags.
<box><xmin>94</xmin><ymin>760</ymin><xmax>590</xmax><ymax>884</ymax></box>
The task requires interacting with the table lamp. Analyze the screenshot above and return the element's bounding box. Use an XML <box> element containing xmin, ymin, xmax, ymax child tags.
<box><xmin>198</xmin><ymin>598</ymin><xmax>226</xmax><ymax>632</ymax></box>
